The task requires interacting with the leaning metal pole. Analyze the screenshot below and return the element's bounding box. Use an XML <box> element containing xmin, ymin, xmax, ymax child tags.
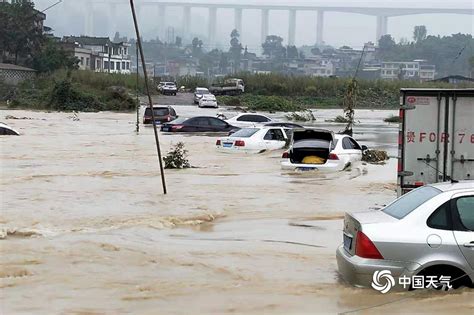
<box><xmin>129</xmin><ymin>0</ymin><xmax>167</xmax><ymax>194</ymax></box>
<box><xmin>135</xmin><ymin>43</ymin><xmax>139</xmax><ymax>133</ymax></box>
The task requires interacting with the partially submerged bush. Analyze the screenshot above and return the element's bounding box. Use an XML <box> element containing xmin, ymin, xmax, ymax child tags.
<box><xmin>362</xmin><ymin>149</ymin><xmax>389</xmax><ymax>164</ymax></box>
<box><xmin>163</xmin><ymin>142</ymin><xmax>191</xmax><ymax>169</ymax></box>
<box><xmin>285</xmin><ymin>110</ymin><xmax>316</xmax><ymax>121</ymax></box>
<box><xmin>384</xmin><ymin>115</ymin><xmax>401</xmax><ymax>123</ymax></box>
<box><xmin>326</xmin><ymin>115</ymin><xmax>350</xmax><ymax>123</ymax></box>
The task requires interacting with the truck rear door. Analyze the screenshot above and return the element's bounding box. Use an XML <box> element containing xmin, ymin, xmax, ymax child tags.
<box><xmin>399</xmin><ymin>89</ymin><xmax>474</xmax><ymax>195</ymax></box>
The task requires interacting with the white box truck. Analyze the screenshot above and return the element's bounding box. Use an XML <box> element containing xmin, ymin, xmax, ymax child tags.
<box><xmin>398</xmin><ymin>88</ymin><xmax>474</xmax><ymax>195</ymax></box>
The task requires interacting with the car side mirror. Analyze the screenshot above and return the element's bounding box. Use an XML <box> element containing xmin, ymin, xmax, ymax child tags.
<box><xmin>361</xmin><ymin>145</ymin><xmax>368</xmax><ymax>151</ymax></box>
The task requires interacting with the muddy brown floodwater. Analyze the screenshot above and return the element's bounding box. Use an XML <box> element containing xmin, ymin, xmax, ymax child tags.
<box><xmin>1</xmin><ymin>107</ymin><xmax>472</xmax><ymax>314</ymax></box>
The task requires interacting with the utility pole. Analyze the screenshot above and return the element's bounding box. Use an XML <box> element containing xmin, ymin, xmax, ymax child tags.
<box><xmin>129</xmin><ymin>0</ymin><xmax>167</xmax><ymax>194</ymax></box>
<box><xmin>135</xmin><ymin>42</ymin><xmax>139</xmax><ymax>133</ymax></box>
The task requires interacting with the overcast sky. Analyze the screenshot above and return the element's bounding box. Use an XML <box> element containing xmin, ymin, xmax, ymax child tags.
<box><xmin>35</xmin><ymin>0</ymin><xmax>473</xmax><ymax>50</ymax></box>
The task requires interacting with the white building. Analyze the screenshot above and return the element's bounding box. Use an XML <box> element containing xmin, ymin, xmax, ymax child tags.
<box><xmin>303</xmin><ymin>58</ymin><xmax>335</xmax><ymax>77</ymax></box>
<box><xmin>62</xmin><ymin>36</ymin><xmax>131</xmax><ymax>75</ymax></box>
<box><xmin>381</xmin><ymin>60</ymin><xmax>436</xmax><ymax>81</ymax></box>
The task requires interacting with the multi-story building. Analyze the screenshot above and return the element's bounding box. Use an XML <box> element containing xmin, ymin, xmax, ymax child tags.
<box><xmin>381</xmin><ymin>60</ymin><xmax>436</xmax><ymax>81</ymax></box>
<box><xmin>303</xmin><ymin>58</ymin><xmax>335</xmax><ymax>77</ymax></box>
<box><xmin>62</xmin><ymin>36</ymin><xmax>131</xmax><ymax>74</ymax></box>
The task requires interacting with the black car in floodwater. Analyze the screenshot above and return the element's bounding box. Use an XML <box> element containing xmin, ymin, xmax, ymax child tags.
<box><xmin>143</xmin><ymin>106</ymin><xmax>178</xmax><ymax>124</ymax></box>
<box><xmin>160</xmin><ymin>116</ymin><xmax>239</xmax><ymax>133</ymax></box>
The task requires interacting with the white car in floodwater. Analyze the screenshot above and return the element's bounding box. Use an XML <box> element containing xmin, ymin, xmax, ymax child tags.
<box><xmin>0</xmin><ymin>122</ymin><xmax>19</xmax><ymax>135</ymax></box>
<box><xmin>281</xmin><ymin>129</ymin><xmax>366</xmax><ymax>172</ymax></box>
<box><xmin>225</xmin><ymin>113</ymin><xmax>273</xmax><ymax>128</ymax></box>
<box><xmin>198</xmin><ymin>94</ymin><xmax>218</xmax><ymax>108</ymax></box>
<box><xmin>216</xmin><ymin>127</ymin><xmax>288</xmax><ymax>153</ymax></box>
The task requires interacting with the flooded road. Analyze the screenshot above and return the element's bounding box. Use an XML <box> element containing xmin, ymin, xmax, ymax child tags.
<box><xmin>1</xmin><ymin>107</ymin><xmax>472</xmax><ymax>314</ymax></box>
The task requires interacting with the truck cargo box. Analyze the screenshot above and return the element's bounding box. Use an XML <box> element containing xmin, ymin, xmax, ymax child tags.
<box><xmin>398</xmin><ymin>88</ymin><xmax>474</xmax><ymax>195</ymax></box>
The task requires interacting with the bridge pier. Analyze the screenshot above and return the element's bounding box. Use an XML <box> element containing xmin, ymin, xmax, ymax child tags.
<box><xmin>109</xmin><ymin>3</ymin><xmax>118</xmax><ymax>38</ymax></box>
<box><xmin>158</xmin><ymin>5</ymin><xmax>167</xmax><ymax>41</ymax></box>
<box><xmin>234</xmin><ymin>8</ymin><xmax>243</xmax><ymax>35</ymax></box>
<box><xmin>182</xmin><ymin>6</ymin><xmax>191</xmax><ymax>41</ymax></box>
<box><xmin>261</xmin><ymin>8</ymin><xmax>269</xmax><ymax>43</ymax></box>
<box><xmin>376</xmin><ymin>15</ymin><xmax>388</xmax><ymax>41</ymax></box>
<box><xmin>288</xmin><ymin>9</ymin><xmax>296</xmax><ymax>46</ymax></box>
<box><xmin>84</xmin><ymin>7</ymin><xmax>94</xmax><ymax>35</ymax></box>
<box><xmin>316</xmin><ymin>10</ymin><xmax>324</xmax><ymax>45</ymax></box>
<box><xmin>208</xmin><ymin>7</ymin><xmax>217</xmax><ymax>48</ymax></box>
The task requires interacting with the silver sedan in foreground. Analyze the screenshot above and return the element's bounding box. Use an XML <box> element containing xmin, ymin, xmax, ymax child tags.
<box><xmin>337</xmin><ymin>181</ymin><xmax>474</xmax><ymax>291</ymax></box>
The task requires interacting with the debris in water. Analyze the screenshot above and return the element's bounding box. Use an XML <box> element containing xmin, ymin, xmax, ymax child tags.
<box><xmin>362</xmin><ymin>149</ymin><xmax>389</xmax><ymax>164</ymax></box>
<box><xmin>163</xmin><ymin>142</ymin><xmax>191</xmax><ymax>169</ymax></box>
<box><xmin>5</xmin><ymin>115</ymin><xmax>34</xmax><ymax>120</ymax></box>
<box><xmin>285</xmin><ymin>110</ymin><xmax>315</xmax><ymax>122</ymax></box>
<box><xmin>325</xmin><ymin>115</ymin><xmax>350</xmax><ymax>123</ymax></box>
<box><xmin>67</xmin><ymin>112</ymin><xmax>80</xmax><ymax>121</ymax></box>
<box><xmin>383</xmin><ymin>115</ymin><xmax>401</xmax><ymax>123</ymax></box>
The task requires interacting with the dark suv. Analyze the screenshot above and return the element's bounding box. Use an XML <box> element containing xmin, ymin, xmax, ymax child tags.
<box><xmin>143</xmin><ymin>106</ymin><xmax>178</xmax><ymax>124</ymax></box>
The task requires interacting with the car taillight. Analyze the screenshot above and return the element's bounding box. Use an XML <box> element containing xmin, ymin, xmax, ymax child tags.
<box><xmin>216</xmin><ymin>140</ymin><xmax>221</xmax><ymax>146</ymax></box>
<box><xmin>171</xmin><ymin>125</ymin><xmax>183</xmax><ymax>130</ymax></box>
<box><xmin>355</xmin><ymin>231</ymin><xmax>384</xmax><ymax>259</ymax></box>
<box><xmin>234</xmin><ymin>140</ymin><xmax>245</xmax><ymax>147</ymax></box>
<box><xmin>282</xmin><ymin>151</ymin><xmax>289</xmax><ymax>158</ymax></box>
<box><xmin>414</xmin><ymin>181</ymin><xmax>424</xmax><ymax>187</ymax></box>
<box><xmin>328</xmin><ymin>153</ymin><xmax>339</xmax><ymax>160</ymax></box>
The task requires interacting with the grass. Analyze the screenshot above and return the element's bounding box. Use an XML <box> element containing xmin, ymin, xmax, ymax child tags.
<box><xmin>3</xmin><ymin>70</ymin><xmax>142</xmax><ymax>112</ymax></box>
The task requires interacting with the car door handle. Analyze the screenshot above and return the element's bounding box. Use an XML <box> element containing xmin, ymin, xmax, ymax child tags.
<box><xmin>463</xmin><ymin>242</ymin><xmax>474</xmax><ymax>248</ymax></box>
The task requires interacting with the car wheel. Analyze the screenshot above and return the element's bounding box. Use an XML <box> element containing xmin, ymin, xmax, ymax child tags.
<box><xmin>414</xmin><ymin>265</ymin><xmax>471</xmax><ymax>290</ymax></box>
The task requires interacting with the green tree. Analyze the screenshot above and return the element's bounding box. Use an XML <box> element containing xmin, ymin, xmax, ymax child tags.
<box><xmin>378</xmin><ymin>34</ymin><xmax>396</xmax><ymax>51</ymax></box>
<box><xmin>229</xmin><ymin>29</ymin><xmax>243</xmax><ymax>72</ymax></box>
<box><xmin>32</xmin><ymin>39</ymin><xmax>79</xmax><ymax>73</ymax></box>
<box><xmin>0</xmin><ymin>0</ymin><xmax>44</xmax><ymax>64</ymax></box>
<box><xmin>286</xmin><ymin>45</ymin><xmax>299</xmax><ymax>59</ymax></box>
<box><xmin>413</xmin><ymin>25</ymin><xmax>427</xmax><ymax>44</ymax></box>
<box><xmin>262</xmin><ymin>35</ymin><xmax>285</xmax><ymax>59</ymax></box>
<box><xmin>469</xmin><ymin>55</ymin><xmax>474</xmax><ymax>77</ymax></box>
<box><xmin>191</xmin><ymin>37</ymin><xmax>203</xmax><ymax>56</ymax></box>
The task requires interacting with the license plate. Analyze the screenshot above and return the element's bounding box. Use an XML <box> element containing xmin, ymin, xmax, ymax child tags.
<box><xmin>162</xmin><ymin>127</ymin><xmax>169</xmax><ymax>132</ymax></box>
<box><xmin>296</xmin><ymin>167</ymin><xmax>317</xmax><ymax>171</ymax></box>
<box><xmin>223</xmin><ymin>142</ymin><xmax>232</xmax><ymax>147</ymax></box>
<box><xmin>343</xmin><ymin>233</ymin><xmax>353</xmax><ymax>251</ymax></box>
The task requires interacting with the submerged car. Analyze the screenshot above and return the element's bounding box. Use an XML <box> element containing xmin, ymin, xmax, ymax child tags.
<box><xmin>161</xmin><ymin>82</ymin><xmax>177</xmax><ymax>95</ymax></box>
<box><xmin>337</xmin><ymin>182</ymin><xmax>474</xmax><ymax>290</ymax></box>
<box><xmin>199</xmin><ymin>94</ymin><xmax>218</xmax><ymax>108</ymax></box>
<box><xmin>160</xmin><ymin>116</ymin><xmax>238</xmax><ymax>133</ymax></box>
<box><xmin>225</xmin><ymin>113</ymin><xmax>273</xmax><ymax>128</ymax></box>
<box><xmin>0</xmin><ymin>122</ymin><xmax>19</xmax><ymax>135</ymax></box>
<box><xmin>216</xmin><ymin>127</ymin><xmax>288</xmax><ymax>153</ymax></box>
<box><xmin>143</xmin><ymin>106</ymin><xmax>177</xmax><ymax>124</ymax></box>
<box><xmin>193</xmin><ymin>87</ymin><xmax>210</xmax><ymax>104</ymax></box>
<box><xmin>281</xmin><ymin>129</ymin><xmax>365</xmax><ymax>172</ymax></box>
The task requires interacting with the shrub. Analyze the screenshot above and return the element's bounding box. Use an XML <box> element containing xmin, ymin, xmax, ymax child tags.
<box><xmin>163</xmin><ymin>142</ymin><xmax>191</xmax><ymax>169</ymax></box>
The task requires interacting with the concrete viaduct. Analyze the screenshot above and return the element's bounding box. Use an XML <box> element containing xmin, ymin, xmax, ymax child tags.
<box><xmin>82</xmin><ymin>1</ymin><xmax>474</xmax><ymax>46</ymax></box>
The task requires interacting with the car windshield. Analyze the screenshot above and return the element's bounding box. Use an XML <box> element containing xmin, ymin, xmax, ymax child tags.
<box><xmin>382</xmin><ymin>186</ymin><xmax>442</xmax><ymax>219</ymax></box>
<box><xmin>196</xmin><ymin>88</ymin><xmax>209</xmax><ymax>94</ymax></box>
<box><xmin>230</xmin><ymin>128</ymin><xmax>259</xmax><ymax>138</ymax></box>
<box><xmin>145</xmin><ymin>108</ymin><xmax>169</xmax><ymax>116</ymax></box>
<box><xmin>165</xmin><ymin>82</ymin><xmax>175</xmax><ymax>86</ymax></box>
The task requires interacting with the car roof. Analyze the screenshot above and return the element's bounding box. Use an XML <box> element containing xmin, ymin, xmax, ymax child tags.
<box><xmin>234</xmin><ymin>113</ymin><xmax>269</xmax><ymax>118</ymax></box>
<box><xmin>196</xmin><ymin>87</ymin><xmax>208</xmax><ymax>90</ymax></box>
<box><xmin>428</xmin><ymin>181</ymin><xmax>474</xmax><ymax>192</ymax></box>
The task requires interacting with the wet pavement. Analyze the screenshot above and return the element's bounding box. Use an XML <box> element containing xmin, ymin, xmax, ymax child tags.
<box><xmin>1</xmin><ymin>106</ymin><xmax>472</xmax><ymax>314</ymax></box>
